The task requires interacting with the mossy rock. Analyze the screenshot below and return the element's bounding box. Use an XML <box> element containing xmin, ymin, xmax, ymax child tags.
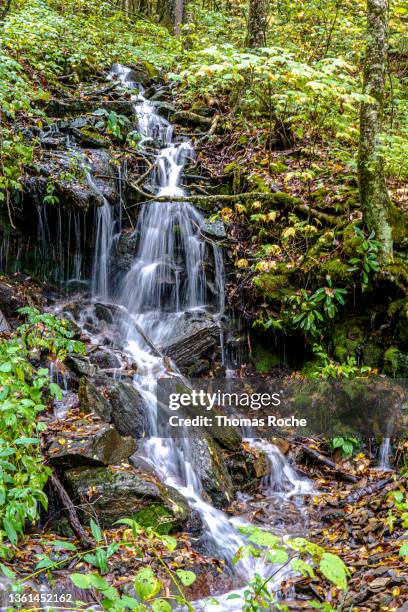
<box><xmin>387</xmin><ymin>298</ymin><xmax>408</xmax><ymax>345</ymax></box>
<box><xmin>248</xmin><ymin>173</ymin><xmax>270</xmax><ymax>193</ymax></box>
<box><xmin>134</xmin><ymin>504</ymin><xmax>177</xmax><ymax>535</ymax></box>
<box><xmin>332</xmin><ymin>318</ymin><xmax>383</xmax><ymax>368</ymax></box>
<box><xmin>269</xmin><ymin>161</ymin><xmax>288</xmax><ymax>174</ymax></box>
<box><xmin>319</xmin><ymin>257</ymin><xmax>350</xmax><ymax>282</ymax></box>
<box><xmin>342</xmin><ymin>222</ymin><xmax>362</xmax><ymax>258</ymax></box>
<box><xmin>384</xmin><ymin>347</ymin><xmax>408</xmax><ymax>378</ymax></box>
<box><xmin>64</xmin><ymin>466</ymin><xmax>190</xmax><ymax>529</ymax></box>
<box><xmin>389</xmin><ymin>203</ymin><xmax>408</xmax><ymax>247</ymax></box>
<box><xmin>252</xmin><ymin>344</ymin><xmax>281</xmax><ymax>373</ymax></box>
<box><xmin>253</xmin><ymin>271</ymin><xmax>293</xmax><ymax>301</ymax></box>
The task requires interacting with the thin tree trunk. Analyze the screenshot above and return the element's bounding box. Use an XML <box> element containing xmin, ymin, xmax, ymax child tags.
<box><xmin>247</xmin><ymin>0</ymin><xmax>268</xmax><ymax>48</ymax></box>
<box><xmin>358</xmin><ymin>0</ymin><xmax>393</xmax><ymax>262</ymax></box>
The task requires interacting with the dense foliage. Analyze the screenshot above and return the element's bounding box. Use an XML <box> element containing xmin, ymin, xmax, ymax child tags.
<box><xmin>0</xmin><ymin>308</ymin><xmax>84</xmax><ymax>556</ymax></box>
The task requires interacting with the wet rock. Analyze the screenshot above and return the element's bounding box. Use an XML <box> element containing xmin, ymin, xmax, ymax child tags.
<box><xmin>270</xmin><ymin>437</ymin><xmax>291</xmax><ymax>455</ymax></box>
<box><xmin>79</xmin><ymin>378</ymin><xmax>112</xmax><ymax>421</ymax></box>
<box><xmin>161</xmin><ymin>319</ymin><xmax>220</xmax><ymax>376</ymax></box>
<box><xmin>0</xmin><ymin>309</ymin><xmax>10</xmax><ymax>333</ymax></box>
<box><xmin>202</xmin><ymin>218</ymin><xmax>226</xmax><ymax>239</ymax></box>
<box><xmin>153</xmin><ymin>101</ymin><xmax>176</xmax><ymax>119</ymax></box>
<box><xmin>64</xmin><ymin>466</ymin><xmax>190</xmax><ymax>530</ymax></box>
<box><xmin>47</xmin><ymin>423</ymin><xmax>136</xmax><ymax>468</ymax></box>
<box><xmin>0</xmin><ymin>282</ymin><xmax>23</xmax><ymax>317</ymax></box>
<box><xmin>70</xmin><ymin>127</ymin><xmax>110</xmax><ymax>148</ymax></box>
<box><xmin>94</xmin><ymin>302</ymin><xmax>122</xmax><ymax>324</ymax></box>
<box><xmin>112</xmin><ymin>230</ymin><xmax>139</xmax><ymax>274</ymax></box>
<box><xmin>46</xmin><ymin>99</ymin><xmax>135</xmax><ymax>118</ymax></box>
<box><xmin>89</xmin><ymin>348</ymin><xmax>122</xmax><ymax>370</ymax></box>
<box><xmin>107</xmin><ymin>381</ymin><xmax>148</xmax><ymax>438</ymax></box>
<box><xmin>189</xmin><ymin>436</ymin><xmax>234</xmax><ymax>508</ymax></box>
<box><xmin>67</xmin><ymin>354</ymin><xmax>100</xmax><ymax>378</ymax></box>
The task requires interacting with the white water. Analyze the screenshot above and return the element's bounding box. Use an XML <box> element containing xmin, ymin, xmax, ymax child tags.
<box><xmin>378</xmin><ymin>437</ymin><xmax>392</xmax><ymax>471</ymax></box>
<box><xmin>88</xmin><ymin>64</ymin><xmax>312</xmax><ymax>607</ymax></box>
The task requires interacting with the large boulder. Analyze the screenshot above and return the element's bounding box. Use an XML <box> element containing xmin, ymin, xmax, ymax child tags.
<box><xmin>46</xmin><ymin>423</ymin><xmax>136</xmax><ymax>468</ymax></box>
<box><xmin>79</xmin><ymin>378</ymin><xmax>148</xmax><ymax>438</ymax></box>
<box><xmin>107</xmin><ymin>381</ymin><xmax>149</xmax><ymax>438</ymax></box>
<box><xmin>188</xmin><ymin>436</ymin><xmax>234</xmax><ymax>509</ymax></box>
<box><xmin>64</xmin><ymin>466</ymin><xmax>189</xmax><ymax>532</ymax></box>
<box><xmin>161</xmin><ymin>318</ymin><xmax>220</xmax><ymax>376</ymax></box>
<box><xmin>0</xmin><ymin>282</ymin><xmax>23</xmax><ymax>317</ymax></box>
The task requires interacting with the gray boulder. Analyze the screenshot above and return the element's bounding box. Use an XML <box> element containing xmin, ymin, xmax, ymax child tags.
<box><xmin>64</xmin><ymin>466</ymin><xmax>189</xmax><ymax>531</ymax></box>
<box><xmin>161</xmin><ymin>319</ymin><xmax>220</xmax><ymax>376</ymax></box>
<box><xmin>189</xmin><ymin>436</ymin><xmax>234</xmax><ymax>508</ymax></box>
<box><xmin>47</xmin><ymin>423</ymin><xmax>136</xmax><ymax>468</ymax></box>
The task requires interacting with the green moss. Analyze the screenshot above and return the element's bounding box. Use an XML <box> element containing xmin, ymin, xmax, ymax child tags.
<box><xmin>342</xmin><ymin>222</ymin><xmax>362</xmax><ymax>258</ymax></box>
<box><xmin>333</xmin><ymin>318</ymin><xmax>385</xmax><ymax>368</ymax></box>
<box><xmin>319</xmin><ymin>257</ymin><xmax>350</xmax><ymax>281</ymax></box>
<box><xmin>134</xmin><ymin>504</ymin><xmax>174</xmax><ymax>535</ymax></box>
<box><xmin>269</xmin><ymin>161</ymin><xmax>288</xmax><ymax>173</ymax></box>
<box><xmin>387</xmin><ymin>298</ymin><xmax>408</xmax><ymax>345</ymax></box>
<box><xmin>252</xmin><ymin>344</ymin><xmax>280</xmax><ymax>373</ymax></box>
<box><xmin>386</xmin><ymin>259</ymin><xmax>408</xmax><ymax>289</ymax></box>
<box><xmin>388</xmin><ymin>203</ymin><xmax>408</xmax><ymax>246</ymax></box>
<box><xmin>253</xmin><ymin>272</ymin><xmax>292</xmax><ymax>300</ymax></box>
<box><xmin>248</xmin><ymin>173</ymin><xmax>270</xmax><ymax>193</ymax></box>
<box><xmin>384</xmin><ymin>346</ymin><xmax>408</xmax><ymax>377</ymax></box>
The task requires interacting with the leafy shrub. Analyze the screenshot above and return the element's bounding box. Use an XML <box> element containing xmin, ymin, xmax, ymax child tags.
<box><xmin>0</xmin><ymin>308</ymin><xmax>84</xmax><ymax>554</ymax></box>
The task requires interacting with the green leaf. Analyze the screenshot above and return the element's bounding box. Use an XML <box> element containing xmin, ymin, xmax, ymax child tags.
<box><xmin>175</xmin><ymin>570</ymin><xmax>196</xmax><ymax>586</ymax></box>
<box><xmin>70</xmin><ymin>573</ymin><xmax>91</xmax><ymax>590</ymax></box>
<box><xmin>14</xmin><ymin>437</ymin><xmax>40</xmax><ymax>445</ymax></box>
<box><xmin>49</xmin><ymin>540</ymin><xmax>77</xmax><ymax>551</ymax></box>
<box><xmin>399</xmin><ymin>544</ymin><xmax>408</xmax><ymax>557</ymax></box>
<box><xmin>90</xmin><ymin>518</ymin><xmax>103</xmax><ymax>543</ymax></box>
<box><xmin>161</xmin><ymin>535</ymin><xmax>177</xmax><ymax>552</ymax></box>
<box><xmin>267</xmin><ymin>548</ymin><xmax>289</xmax><ymax>564</ymax></box>
<box><xmin>3</xmin><ymin>518</ymin><xmax>18</xmax><ymax>545</ymax></box>
<box><xmin>0</xmin><ymin>563</ymin><xmax>15</xmax><ymax>579</ymax></box>
<box><xmin>134</xmin><ymin>567</ymin><xmax>161</xmax><ymax>601</ymax></box>
<box><xmin>246</xmin><ymin>528</ymin><xmax>279</xmax><ymax>548</ymax></box>
<box><xmin>151</xmin><ymin>599</ymin><xmax>172</xmax><ymax>612</ymax></box>
<box><xmin>88</xmin><ymin>573</ymin><xmax>110</xmax><ymax>590</ymax></box>
<box><xmin>319</xmin><ymin>553</ymin><xmax>348</xmax><ymax>589</ymax></box>
<box><xmin>291</xmin><ymin>558</ymin><xmax>315</xmax><ymax>578</ymax></box>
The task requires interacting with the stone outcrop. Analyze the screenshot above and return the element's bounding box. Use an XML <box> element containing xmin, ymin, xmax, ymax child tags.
<box><xmin>64</xmin><ymin>466</ymin><xmax>189</xmax><ymax>532</ymax></box>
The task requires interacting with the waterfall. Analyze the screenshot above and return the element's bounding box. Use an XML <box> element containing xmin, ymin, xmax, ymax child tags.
<box><xmin>377</xmin><ymin>437</ymin><xmax>392</xmax><ymax>471</ymax></box>
<box><xmin>83</xmin><ymin>64</ymin><xmax>312</xmax><ymax>607</ymax></box>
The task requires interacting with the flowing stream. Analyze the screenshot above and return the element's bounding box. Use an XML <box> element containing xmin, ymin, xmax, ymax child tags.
<box><xmin>43</xmin><ymin>65</ymin><xmax>312</xmax><ymax>608</ymax></box>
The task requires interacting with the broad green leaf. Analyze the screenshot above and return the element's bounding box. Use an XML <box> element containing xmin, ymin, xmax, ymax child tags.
<box><xmin>134</xmin><ymin>567</ymin><xmax>161</xmax><ymax>601</ymax></box>
<box><xmin>70</xmin><ymin>573</ymin><xmax>91</xmax><ymax>589</ymax></box>
<box><xmin>319</xmin><ymin>553</ymin><xmax>348</xmax><ymax>589</ymax></box>
<box><xmin>175</xmin><ymin>570</ymin><xmax>196</xmax><ymax>586</ymax></box>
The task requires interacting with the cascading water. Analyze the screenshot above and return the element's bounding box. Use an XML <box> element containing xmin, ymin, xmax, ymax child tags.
<box><xmin>85</xmin><ymin>64</ymin><xmax>312</xmax><ymax>607</ymax></box>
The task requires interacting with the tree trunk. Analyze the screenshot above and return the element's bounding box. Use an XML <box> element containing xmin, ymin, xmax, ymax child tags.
<box><xmin>358</xmin><ymin>0</ymin><xmax>393</xmax><ymax>262</ymax></box>
<box><xmin>247</xmin><ymin>0</ymin><xmax>268</xmax><ymax>48</ymax></box>
<box><xmin>157</xmin><ymin>0</ymin><xmax>184</xmax><ymax>33</ymax></box>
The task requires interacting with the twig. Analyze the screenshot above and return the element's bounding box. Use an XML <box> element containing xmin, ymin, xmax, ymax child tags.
<box><xmin>51</xmin><ymin>471</ymin><xmax>94</xmax><ymax>548</ymax></box>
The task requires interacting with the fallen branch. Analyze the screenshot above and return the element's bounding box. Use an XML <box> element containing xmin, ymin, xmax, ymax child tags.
<box><xmin>343</xmin><ymin>476</ymin><xmax>394</xmax><ymax>505</ymax></box>
<box><xmin>51</xmin><ymin>471</ymin><xmax>94</xmax><ymax>548</ymax></box>
<box><xmin>127</xmin><ymin>187</ymin><xmax>340</xmax><ymax>224</ymax></box>
<box><xmin>301</xmin><ymin>445</ymin><xmax>359</xmax><ymax>483</ymax></box>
